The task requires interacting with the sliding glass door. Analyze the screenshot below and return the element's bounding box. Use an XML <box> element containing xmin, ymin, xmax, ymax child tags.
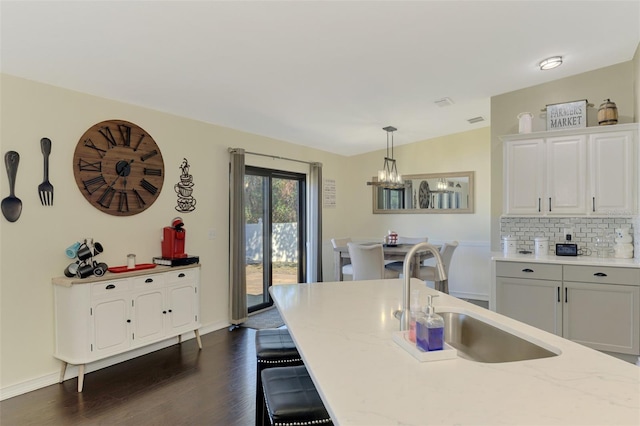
<box><xmin>244</xmin><ymin>167</ymin><xmax>306</xmax><ymax>312</ymax></box>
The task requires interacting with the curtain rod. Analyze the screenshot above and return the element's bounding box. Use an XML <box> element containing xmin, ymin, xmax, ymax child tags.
<box><xmin>229</xmin><ymin>148</ymin><xmax>321</xmax><ymax>167</ymax></box>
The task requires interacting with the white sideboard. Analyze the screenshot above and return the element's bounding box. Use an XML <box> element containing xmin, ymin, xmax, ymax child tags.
<box><xmin>52</xmin><ymin>264</ymin><xmax>201</xmax><ymax>392</ymax></box>
<box><xmin>501</xmin><ymin>123</ymin><xmax>638</xmax><ymax>216</ymax></box>
<box><xmin>491</xmin><ymin>256</ymin><xmax>640</xmax><ymax>359</ymax></box>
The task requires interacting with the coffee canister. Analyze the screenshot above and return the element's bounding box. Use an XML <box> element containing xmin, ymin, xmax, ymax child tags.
<box><xmin>597</xmin><ymin>99</ymin><xmax>618</xmax><ymax>125</ymax></box>
<box><xmin>502</xmin><ymin>235</ymin><xmax>517</xmax><ymax>256</ymax></box>
<box><xmin>534</xmin><ymin>237</ymin><xmax>549</xmax><ymax>256</ymax></box>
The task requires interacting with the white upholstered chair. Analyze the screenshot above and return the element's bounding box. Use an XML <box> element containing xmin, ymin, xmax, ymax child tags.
<box><xmin>384</xmin><ymin>236</ymin><xmax>429</xmax><ymax>274</ymax></box>
<box><xmin>417</xmin><ymin>241</ymin><xmax>459</xmax><ymax>293</ymax></box>
<box><xmin>331</xmin><ymin>237</ymin><xmax>353</xmax><ymax>279</ymax></box>
<box><xmin>347</xmin><ymin>243</ymin><xmax>399</xmax><ymax>280</ymax></box>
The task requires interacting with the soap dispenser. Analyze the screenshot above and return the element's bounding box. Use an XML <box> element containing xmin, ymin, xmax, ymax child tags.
<box><xmin>416</xmin><ymin>295</ymin><xmax>444</xmax><ymax>352</ymax></box>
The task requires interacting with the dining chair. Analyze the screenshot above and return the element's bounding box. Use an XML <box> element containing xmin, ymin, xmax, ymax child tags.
<box><xmin>331</xmin><ymin>237</ymin><xmax>353</xmax><ymax>278</ymax></box>
<box><xmin>384</xmin><ymin>236</ymin><xmax>429</xmax><ymax>273</ymax></box>
<box><xmin>347</xmin><ymin>243</ymin><xmax>398</xmax><ymax>280</ymax></box>
<box><xmin>417</xmin><ymin>241</ymin><xmax>459</xmax><ymax>293</ymax></box>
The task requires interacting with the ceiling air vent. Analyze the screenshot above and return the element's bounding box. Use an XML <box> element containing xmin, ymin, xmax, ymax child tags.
<box><xmin>467</xmin><ymin>116</ymin><xmax>485</xmax><ymax>124</ymax></box>
<box><xmin>434</xmin><ymin>97</ymin><xmax>454</xmax><ymax>107</ymax></box>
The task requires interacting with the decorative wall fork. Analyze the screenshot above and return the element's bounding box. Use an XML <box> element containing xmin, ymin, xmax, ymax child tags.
<box><xmin>38</xmin><ymin>137</ymin><xmax>54</xmax><ymax>206</ymax></box>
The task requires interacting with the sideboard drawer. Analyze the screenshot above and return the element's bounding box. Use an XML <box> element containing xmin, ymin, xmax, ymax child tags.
<box><xmin>91</xmin><ymin>280</ymin><xmax>129</xmax><ymax>297</ymax></box>
<box><xmin>563</xmin><ymin>265</ymin><xmax>640</xmax><ymax>285</ymax></box>
<box><xmin>496</xmin><ymin>261</ymin><xmax>563</xmax><ymax>281</ymax></box>
<box><xmin>132</xmin><ymin>274</ymin><xmax>166</xmax><ymax>290</ymax></box>
<box><xmin>166</xmin><ymin>268</ymin><xmax>199</xmax><ymax>284</ymax></box>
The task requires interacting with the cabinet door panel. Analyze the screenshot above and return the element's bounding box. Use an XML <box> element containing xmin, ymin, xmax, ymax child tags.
<box><xmin>167</xmin><ymin>284</ymin><xmax>197</xmax><ymax>334</ymax></box>
<box><xmin>563</xmin><ymin>282</ymin><xmax>640</xmax><ymax>354</ymax></box>
<box><xmin>92</xmin><ymin>298</ymin><xmax>129</xmax><ymax>357</ymax></box>
<box><xmin>589</xmin><ymin>131</ymin><xmax>635</xmax><ymax>214</ymax></box>
<box><xmin>504</xmin><ymin>139</ymin><xmax>544</xmax><ymax>214</ymax></box>
<box><xmin>496</xmin><ymin>277</ymin><xmax>561</xmax><ymax>335</ymax></box>
<box><xmin>132</xmin><ymin>290</ymin><xmax>165</xmax><ymax>345</ymax></box>
<box><xmin>546</xmin><ymin>135</ymin><xmax>587</xmax><ymax>214</ymax></box>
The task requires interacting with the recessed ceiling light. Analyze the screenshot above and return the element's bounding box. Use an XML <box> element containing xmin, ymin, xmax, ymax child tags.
<box><xmin>539</xmin><ymin>56</ymin><xmax>563</xmax><ymax>70</ymax></box>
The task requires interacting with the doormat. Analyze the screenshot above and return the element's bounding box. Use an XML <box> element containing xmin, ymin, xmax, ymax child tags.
<box><xmin>241</xmin><ymin>307</ymin><xmax>285</xmax><ymax>330</ymax></box>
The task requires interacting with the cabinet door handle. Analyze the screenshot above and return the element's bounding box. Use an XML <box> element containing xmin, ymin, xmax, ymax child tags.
<box><xmin>163</xmin><ymin>310</ymin><xmax>167</xmax><ymax>314</ymax></box>
<box><xmin>565</xmin><ymin>287</ymin><xmax>568</xmax><ymax>303</ymax></box>
<box><xmin>145</xmin><ymin>278</ymin><xmax>153</xmax><ymax>283</ymax></box>
<box><xmin>557</xmin><ymin>287</ymin><xmax>560</xmax><ymax>303</ymax></box>
<box><xmin>548</xmin><ymin>197</ymin><xmax>552</xmax><ymax>212</ymax></box>
<box><xmin>106</xmin><ymin>284</ymin><xmax>115</xmax><ymax>290</ymax></box>
<box><xmin>127</xmin><ymin>319</ymin><xmax>131</xmax><ymax>323</ymax></box>
<box><xmin>592</xmin><ymin>197</ymin><xmax>596</xmax><ymax>212</ymax></box>
<box><xmin>178</xmin><ymin>273</ymin><xmax>185</xmax><ymax>278</ymax></box>
<box><xmin>538</xmin><ymin>198</ymin><xmax>541</xmax><ymax>213</ymax></box>
<box><xmin>522</xmin><ymin>268</ymin><xmax>534</xmax><ymax>273</ymax></box>
<box><xmin>594</xmin><ymin>272</ymin><xmax>608</xmax><ymax>277</ymax></box>
<box><xmin>168</xmin><ymin>309</ymin><xmax>172</xmax><ymax>313</ymax></box>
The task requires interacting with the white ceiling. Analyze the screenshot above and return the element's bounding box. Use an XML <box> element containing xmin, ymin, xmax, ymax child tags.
<box><xmin>1</xmin><ymin>1</ymin><xmax>639</xmax><ymax>156</ymax></box>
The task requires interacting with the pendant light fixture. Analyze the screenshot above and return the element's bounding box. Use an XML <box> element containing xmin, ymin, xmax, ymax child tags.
<box><xmin>366</xmin><ymin>126</ymin><xmax>404</xmax><ymax>189</ymax></box>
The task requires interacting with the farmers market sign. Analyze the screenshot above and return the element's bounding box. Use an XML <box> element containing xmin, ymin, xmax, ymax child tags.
<box><xmin>546</xmin><ymin>100</ymin><xmax>587</xmax><ymax>130</ymax></box>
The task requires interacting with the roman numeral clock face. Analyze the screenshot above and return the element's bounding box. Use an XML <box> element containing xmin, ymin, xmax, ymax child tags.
<box><xmin>73</xmin><ymin>120</ymin><xmax>164</xmax><ymax>216</ymax></box>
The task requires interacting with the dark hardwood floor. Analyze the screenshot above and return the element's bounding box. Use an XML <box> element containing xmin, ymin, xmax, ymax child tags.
<box><xmin>1</xmin><ymin>327</ymin><xmax>258</xmax><ymax>425</ymax></box>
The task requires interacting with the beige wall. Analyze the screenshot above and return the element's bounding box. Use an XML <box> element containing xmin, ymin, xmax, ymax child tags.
<box><xmin>0</xmin><ymin>74</ymin><xmax>352</xmax><ymax>393</ymax></box>
<box><xmin>490</xmin><ymin>60</ymin><xmax>637</xmax><ymax>250</ymax></box>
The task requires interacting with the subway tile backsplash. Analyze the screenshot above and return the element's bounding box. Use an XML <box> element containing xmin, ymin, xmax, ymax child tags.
<box><xmin>500</xmin><ymin>216</ymin><xmax>636</xmax><ymax>255</ymax></box>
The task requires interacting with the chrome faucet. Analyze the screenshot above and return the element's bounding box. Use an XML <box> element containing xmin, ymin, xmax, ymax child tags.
<box><xmin>399</xmin><ymin>242</ymin><xmax>447</xmax><ymax>331</ymax></box>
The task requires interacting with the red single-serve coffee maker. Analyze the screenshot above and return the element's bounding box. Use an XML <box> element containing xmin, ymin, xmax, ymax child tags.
<box><xmin>162</xmin><ymin>217</ymin><xmax>188</xmax><ymax>259</ymax></box>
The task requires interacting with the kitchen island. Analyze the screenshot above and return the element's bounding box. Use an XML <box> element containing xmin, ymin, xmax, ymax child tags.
<box><xmin>270</xmin><ymin>278</ymin><xmax>640</xmax><ymax>425</ymax></box>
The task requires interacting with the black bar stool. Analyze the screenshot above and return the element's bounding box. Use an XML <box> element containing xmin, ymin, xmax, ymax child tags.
<box><xmin>255</xmin><ymin>328</ymin><xmax>303</xmax><ymax>426</ymax></box>
<box><xmin>261</xmin><ymin>365</ymin><xmax>333</xmax><ymax>426</ymax></box>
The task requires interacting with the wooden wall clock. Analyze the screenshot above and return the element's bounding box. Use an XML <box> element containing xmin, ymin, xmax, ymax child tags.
<box><xmin>73</xmin><ymin>120</ymin><xmax>164</xmax><ymax>216</ymax></box>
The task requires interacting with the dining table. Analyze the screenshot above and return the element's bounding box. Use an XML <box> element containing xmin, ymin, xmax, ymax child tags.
<box><xmin>333</xmin><ymin>243</ymin><xmax>437</xmax><ymax>281</ymax></box>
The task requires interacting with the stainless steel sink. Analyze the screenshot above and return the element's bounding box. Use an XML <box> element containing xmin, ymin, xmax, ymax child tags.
<box><xmin>439</xmin><ymin>311</ymin><xmax>559</xmax><ymax>363</ymax></box>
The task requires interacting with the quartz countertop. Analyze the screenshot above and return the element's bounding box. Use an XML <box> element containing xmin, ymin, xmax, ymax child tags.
<box><xmin>270</xmin><ymin>279</ymin><xmax>640</xmax><ymax>426</ymax></box>
<box><xmin>492</xmin><ymin>252</ymin><xmax>640</xmax><ymax>268</ymax></box>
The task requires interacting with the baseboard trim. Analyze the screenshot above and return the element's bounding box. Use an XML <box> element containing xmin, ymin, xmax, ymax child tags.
<box><xmin>0</xmin><ymin>320</ymin><xmax>230</xmax><ymax>401</ymax></box>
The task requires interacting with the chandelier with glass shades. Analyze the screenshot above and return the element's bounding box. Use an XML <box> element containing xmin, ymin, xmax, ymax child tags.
<box><xmin>366</xmin><ymin>126</ymin><xmax>405</xmax><ymax>189</ymax></box>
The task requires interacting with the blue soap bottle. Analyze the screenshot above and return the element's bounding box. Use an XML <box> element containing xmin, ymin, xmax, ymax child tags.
<box><xmin>416</xmin><ymin>295</ymin><xmax>444</xmax><ymax>352</ymax></box>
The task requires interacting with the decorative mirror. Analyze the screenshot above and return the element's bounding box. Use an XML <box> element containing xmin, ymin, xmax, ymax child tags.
<box><xmin>372</xmin><ymin>171</ymin><xmax>474</xmax><ymax>214</ymax></box>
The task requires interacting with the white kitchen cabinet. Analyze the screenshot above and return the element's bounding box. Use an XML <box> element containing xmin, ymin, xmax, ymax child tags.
<box><xmin>53</xmin><ymin>264</ymin><xmax>201</xmax><ymax>392</ymax></box>
<box><xmin>502</xmin><ymin>124</ymin><xmax>638</xmax><ymax>216</ymax></box>
<box><xmin>589</xmin><ymin>130</ymin><xmax>636</xmax><ymax>214</ymax></box>
<box><xmin>545</xmin><ymin>134</ymin><xmax>587</xmax><ymax>215</ymax></box>
<box><xmin>496</xmin><ymin>261</ymin><xmax>640</xmax><ymax>355</ymax></box>
<box><xmin>503</xmin><ymin>138</ymin><xmax>545</xmax><ymax>214</ymax></box>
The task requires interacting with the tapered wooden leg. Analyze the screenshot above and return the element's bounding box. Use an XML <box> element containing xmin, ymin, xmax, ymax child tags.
<box><xmin>77</xmin><ymin>364</ymin><xmax>85</xmax><ymax>392</ymax></box>
<box><xmin>195</xmin><ymin>329</ymin><xmax>202</xmax><ymax>350</ymax></box>
<box><xmin>59</xmin><ymin>361</ymin><xmax>68</xmax><ymax>383</ymax></box>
